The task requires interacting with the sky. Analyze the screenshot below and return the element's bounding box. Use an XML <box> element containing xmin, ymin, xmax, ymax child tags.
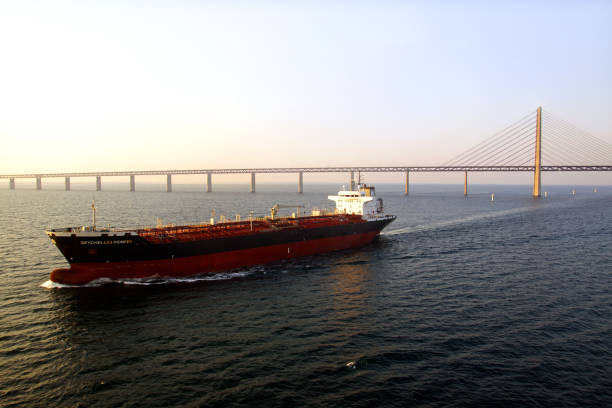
<box><xmin>1</xmin><ymin>0</ymin><xmax>611</xmax><ymax>185</ymax></box>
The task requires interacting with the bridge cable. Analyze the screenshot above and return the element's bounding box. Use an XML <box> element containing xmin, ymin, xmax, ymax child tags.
<box><xmin>481</xmin><ymin>126</ymin><xmax>536</xmax><ymax>163</ymax></box>
<box><xmin>454</xmin><ymin>120</ymin><xmax>536</xmax><ymax>166</ymax></box>
<box><xmin>444</xmin><ymin>118</ymin><xmax>535</xmax><ymax>166</ymax></box>
<box><xmin>444</xmin><ymin>112</ymin><xmax>536</xmax><ymax>166</ymax></box>
<box><xmin>543</xmin><ymin>110</ymin><xmax>612</xmax><ymax>159</ymax></box>
<box><xmin>461</xmin><ymin>124</ymin><xmax>536</xmax><ymax>166</ymax></box>
<box><xmin>498</xmin><ymin>141</ymin><xmax>536</xmax><ymax>166</ymax></box>
<box><xmin>543</xmin><ymin>115</ymin><xmax>611</xmax><ymax>154</ymax></box>
<box><xmin>443</xmin><ymin>110</ymin><xmax>537</xmax><ymax>166</ymax></box>
<box><xmin>543</xmin><ymin>122</ymin><xmax>611</xmax><ymax>163</ymax></box>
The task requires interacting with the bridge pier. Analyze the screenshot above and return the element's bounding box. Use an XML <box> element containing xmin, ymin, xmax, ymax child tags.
<box><xmin>130</xmin><ymin>175</ymin><xmax>135</xmax><ymax>192</ymax></box>
<box><xmin>166</xmin><ymin>174</ymin><xmax>172</xmax><ymax>192</ymax></box>
<box><xmin>533</xmin><ymin>106</ymin><xmax>542</xmax><ymax>197</ymax></box>
<box><xmin>65</xmin><ymin>177</ymin><xmax>70</xmax><ymax>191</ymax></box>
<box><xmin>464</xmin><ymin>171</ymin><xmax>468</xmax><ymax>196</ymax></box>
<box><xmin>206</xmin><ymin>173</ymin><xmax>212</xmax><ymax>193</ymax></box>
<box><xmin>36</xmin><ymin>176</ymin><xmax>42</xmax><ymax>190</ymax></box>
<box><xmin>404</xmin><ymin>171</ymin><xmax>409</xmax><ymax>195</ymax></box>
<box><xmin>298</xmin><ymin>171</ymin><xmax>303</xmax><ymax>194</ymax></box>
<box><xmin>250</xmin><ymin>172</ymin><xmax>256</xmax><ymax>193</ymax></box>
<box><xmin>350</xmin><ymin>171</ymin><xmax>355</xmax><ymax>191</ymax></box>
<box><xmin>96</xmin><ymin>176</ymin><xmax>101</xmax><ymax>191</ymax></box>
<box><xmin>9</xmin><ymin>178</ymin><xmax>15</xmax><ymax>190</ymax></box>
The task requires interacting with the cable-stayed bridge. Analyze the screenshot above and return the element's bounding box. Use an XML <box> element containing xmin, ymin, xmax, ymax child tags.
<box><xmin>2</xmin><ymin>107</ymin><xmax>611</xmax><ymax>196</ymax></box>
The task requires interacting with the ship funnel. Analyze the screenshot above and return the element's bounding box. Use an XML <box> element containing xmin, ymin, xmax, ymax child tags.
<box><xmin>358</xmin><ymin>184</ymin><xmax>376</xmax><ymax>197</ymax></box>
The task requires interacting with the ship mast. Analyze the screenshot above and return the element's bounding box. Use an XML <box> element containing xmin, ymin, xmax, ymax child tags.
<box><xmin>91</xmin><ymin>200</ymin><xmax>97</xmax><ymax>231</ymax></box>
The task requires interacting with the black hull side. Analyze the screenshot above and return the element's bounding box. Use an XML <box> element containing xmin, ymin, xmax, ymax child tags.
<box><xmin>50</xmin><ymin>217</ymin><xmax>396</xmax><ymax>264</ymax></box>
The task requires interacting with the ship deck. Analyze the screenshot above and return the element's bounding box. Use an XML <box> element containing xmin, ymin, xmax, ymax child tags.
<box><xmin>136</xmin><ymin>214</ymin><xmax>365</xmax><ymax>243</ymax></box>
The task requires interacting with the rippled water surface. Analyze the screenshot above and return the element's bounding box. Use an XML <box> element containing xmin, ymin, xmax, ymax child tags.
<box><xmin>1</xmin><ymin>184</ymin><xmax>611</xmax><ymax>407</ymax></box>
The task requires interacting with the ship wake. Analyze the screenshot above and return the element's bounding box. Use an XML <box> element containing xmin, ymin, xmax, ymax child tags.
<box><xmin>382</xmin><ymin>205</ymin><xmax>543</xmax><ymax>237</ymax></box>
<box><xmin>41</xmin><ymin>268</ymin><xmax>259</xmax><ymax>288</ymax></box>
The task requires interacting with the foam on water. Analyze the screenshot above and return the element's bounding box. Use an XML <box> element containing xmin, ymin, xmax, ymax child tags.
<box><xmin>40</xmin><ymin>279</ymin><xmax>73</xmax><ymax>289</ymax></box>
<box><xmin>40</xmin><ymin>269</ymin><xmax>257</xmax><ymax>288</ymax></box>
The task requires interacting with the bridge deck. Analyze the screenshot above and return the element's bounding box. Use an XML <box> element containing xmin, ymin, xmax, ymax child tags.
<box><xmin>1</xmin><ymin>165</ymin><xmax>611</xmax><ymax>178</ymax></box>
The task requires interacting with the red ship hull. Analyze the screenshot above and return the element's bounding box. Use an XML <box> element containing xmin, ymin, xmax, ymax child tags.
<box><xmin>50</xmin><ymin>229</ymin><xmax>382</xmax><ymax>285</ymax></box>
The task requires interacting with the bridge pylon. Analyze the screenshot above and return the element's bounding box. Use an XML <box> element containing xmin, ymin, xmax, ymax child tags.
<box><xmin>533</xmin><ymin>106</ymin><xmax>543</xmax><ymax>197</ymax></box>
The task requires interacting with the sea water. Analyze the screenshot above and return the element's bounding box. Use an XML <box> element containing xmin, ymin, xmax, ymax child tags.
<box><xmin>1</xmin><ymin>184</ymin><xmax>611</xmax><ymax>407</ymax></box>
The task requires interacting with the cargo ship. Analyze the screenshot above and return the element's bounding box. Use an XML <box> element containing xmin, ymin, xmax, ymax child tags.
<box><xmin>46</xmin><ymin>184</ymin><xmax>395</xmax><ymax>285</ymax></box>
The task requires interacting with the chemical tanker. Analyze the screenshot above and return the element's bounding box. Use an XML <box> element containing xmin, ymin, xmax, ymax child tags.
<box><xmin>46</xmin><ymin>185</ymin><xmax>395</xmax><ymax>285</ymax></box>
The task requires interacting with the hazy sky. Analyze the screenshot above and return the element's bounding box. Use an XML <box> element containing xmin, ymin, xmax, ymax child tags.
<box><xmin>1</xmin><ymin>1</ymin><xmax>611</xmax><ymax>185</ymax></box>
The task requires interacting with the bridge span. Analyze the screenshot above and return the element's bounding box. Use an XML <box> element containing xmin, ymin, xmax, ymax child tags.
<box><xmin>2</xmin><ymin>108</ymin><xmax>611</xmax><ymax>196</ymax></box>
<box><xmin>2</xmin><ymin>165</ymin><xmax>610</xmax><ymax>195</ymax></box>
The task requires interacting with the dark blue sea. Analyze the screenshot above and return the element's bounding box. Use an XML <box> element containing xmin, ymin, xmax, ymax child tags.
<box><xmin>1</xmin><ymin>183</ymin><xmax>611</xmax><ymax>407</ymax></box>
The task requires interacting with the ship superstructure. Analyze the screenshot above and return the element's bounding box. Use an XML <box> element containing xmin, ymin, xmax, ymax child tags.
<box><xmin>327</xmin><ymin>184</ymin><xmax>384</xmax><ymax>217</ymax></box>
<box><xmin>45</xmin><ymin>185</ymin><xmax>395</xmax><ymax>285</ymax></box>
